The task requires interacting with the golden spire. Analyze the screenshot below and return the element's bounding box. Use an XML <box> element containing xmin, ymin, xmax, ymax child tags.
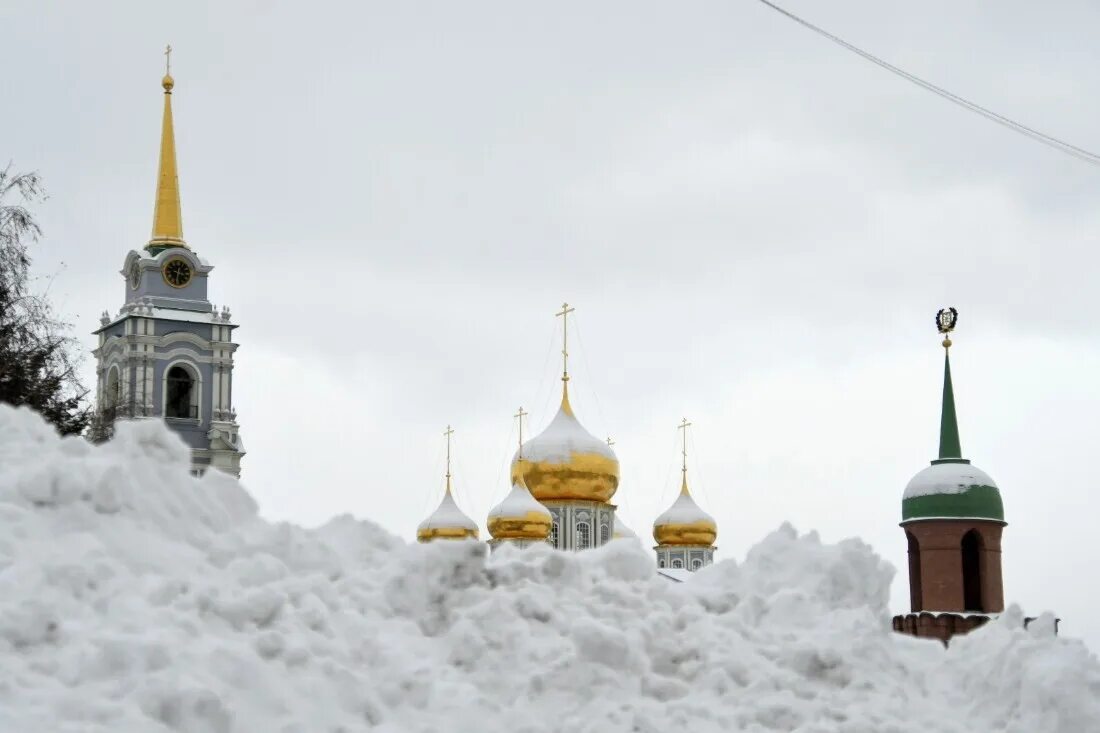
<box><xmin>149</xmin><ymin>44</ymin><xmax>187</xmax><ymax>250</ymax></box>
<box><xmin>678</xmin><ymin>417</ymin><xmax>692</xmax><ymax>495</ymax></box>
<box><xmin>556</xmin><ymin>302</ymin><xmax>576</xmax><ymax>414</ymax></box>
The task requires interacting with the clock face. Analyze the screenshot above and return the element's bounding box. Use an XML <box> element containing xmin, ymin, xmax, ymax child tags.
<box><xmin>129</xmin><ymin>263</ymin><xmax>141</xmax><ymax>290</ymax></box>
<box><xmin>162</xmin><ymin>258</ymin><xmax>193</xmax><ymax>288</ymax></box>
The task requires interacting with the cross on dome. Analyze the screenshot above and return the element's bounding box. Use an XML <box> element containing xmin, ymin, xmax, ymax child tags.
<box><xmin>556</xmin><ymin>302</ymin><xmax>575</xmax><ymax>385</ymax></box>
<box><xmin>514</xmin><ymin>407</ymin><xmax>528</xmax><ymax>459</ymax></box>
<box><xmin>443</xmin><ymin>424</ymin><xmax>455</xmax><ymax>489</ymax></box>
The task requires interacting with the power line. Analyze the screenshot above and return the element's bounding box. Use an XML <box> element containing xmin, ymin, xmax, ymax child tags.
<box><xmin>756</xmin><ymin>0</ymin><xmax>1100</xmax><ymax>167</ymax></box>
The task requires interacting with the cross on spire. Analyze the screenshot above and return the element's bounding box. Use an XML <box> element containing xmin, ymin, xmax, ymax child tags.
<box><xmin>606</xmin><ymin>436</ymin><xmax>615</xmax><ymax>448</ymax></box>
<box><xmin>443</xmin><ymin>425</ymin><xmax>455</xmax><ymax>491</ymax></box>
<box><xmin>514</xmin><ymin>407</ymin><xmax>528</xmax><ymax>459</ymax></box>
<box><xmin>556</xmin><ymin>302</ymin><xmax>575</xmax><ymax>384</ymax></box>
<box><xmin>678</xmin><ymin>417</ymin><xmax>692</xmax><ymax>477</ymax></box>
<box><xmin>164</xmin><ymin>44</ymin><xmax>172</xmax><ymax>75</ymax></box>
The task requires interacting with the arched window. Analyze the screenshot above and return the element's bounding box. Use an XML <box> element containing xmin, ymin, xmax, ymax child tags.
<box><xmin>658</xmin><ymin>558</ymin><xmax>666</xmax><ymax>568</ymax></box>
<box><xmin>549</xmin><ymin>519</ymin><xmax>559</xmax><ymax>548</ymax></box>
<box><xmin>692</xmin><ymin>558</ymin><xmax>703</xmax><ymax>571</ymax></box>
<box><xmin>576</xmin><ymin>522</ymin><xmax>591</xmax><ymax>550</ymax></box>
<box><xmin>906</xmin><ymin>531</ymin><xmax>923</xmax><ymax>612</ymax></box>
<box><xmin>672</xmin><ymin>559</ymin><xmax>683</xmax><ymax>569</ymax></box>
<box><xmin>961</xmin><ymin>529</ymin><xmax>984</xmax><ymax>612</ymax></box>
<box><xmin>105</xmin><ymin>366</ymin><xmax>121</xmax><ymax>409</ymax></box>
<box><xmin>599</xmin><ymin>524</ymin><xmax>610</xmax><ymax>545</ymax></box>
<box><xmin>165</xmin><ymin>365</ymin><xmax>197</xmax><ymax>419</ymax></box>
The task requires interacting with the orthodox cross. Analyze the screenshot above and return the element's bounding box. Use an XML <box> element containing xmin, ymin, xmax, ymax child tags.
<box><xmin>678</xmin><ymin>417</ymin><xmax>691</xmax><ymax>476</ymax></box>
<box><xmin>606</xmin><ymin>436</ymin><xmax>615</xmax><ymax>448</ymax></box>
<box><xmin>556</xmin><ymin>302</ymin><xmax>575</xmax><ymax>383</ymax></box>
<box><xmin>165</xmin><ymin>44</ymin><xmax>173</xmax><ymax>75</ymax></box>
<box><xmin>443</xmin><ymin>425</ymin><xmax>455</xmax><ymax>490</ymax></box>
<box><xmin>514</xmin><ymin>407</ymin><xmax>528</xmax><ymax>458</ymax></box>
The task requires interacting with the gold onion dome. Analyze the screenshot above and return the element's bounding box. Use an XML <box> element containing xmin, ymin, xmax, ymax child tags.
<box><xmin>416</xmin><ymin>487</ymin><xmax>479</xmax><ymax>542</ymax></box>
<box><xmin>487</xmin><ymin>470</ymin><xmax>552</xmax><ymax>541</ymax></box>
<box><xmin>510</xmin><ymin>389</ymin><xmax>620</xmax><ymax>503</ymax></box>
<box><xmin>653</xmin><ymin>474</ymin><xmax>717</xmax><ymax>547</ymax></box>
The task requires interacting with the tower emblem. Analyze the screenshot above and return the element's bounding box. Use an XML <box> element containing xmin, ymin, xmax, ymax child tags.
<box><xmin>936</xmin><ymin>307</ymin><xmax>958</xmax><ymax>334</ymax></box>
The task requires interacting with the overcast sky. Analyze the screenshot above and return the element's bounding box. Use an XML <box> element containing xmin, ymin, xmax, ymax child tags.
<box><xmin>4</xmin><ymin>0</ymin><xmax>1099</xmax><ymax>648</ymax></box>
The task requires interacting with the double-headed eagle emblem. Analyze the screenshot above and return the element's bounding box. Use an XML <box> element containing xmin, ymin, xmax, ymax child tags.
<box><xmin>936</xmin><ymin>307</ymin><xmax>958</xmax><ymax>335</ymax></box>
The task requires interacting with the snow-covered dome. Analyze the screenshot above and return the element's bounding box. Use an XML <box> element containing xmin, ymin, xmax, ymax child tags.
<box><xmin>902</xmin><ymin>459</ymin><xmax>1004</xmax><ymax>522</ymax></box>
<box><xmin>510</xmin><ymin>389</ymin><xmax>619</xmax><ymax>503</ymax></box>
<box><xmin>487</xmin><ymin>473</ymin><xmax>552</xmax><ymax>541</ymax></box>
<box><xmin>613</xmin><ymin>516</ymin><xmax>638</xmax><ymax>540</ymax></box>
<box><xmin>416</xmin><ymin>487</ymin><xmax>479</xmax><ymax>542</ymax></box>
<box><xmin>653</xmin><ymin>475</ymin><xmax>717</xmax><ymax>546</ymax></box>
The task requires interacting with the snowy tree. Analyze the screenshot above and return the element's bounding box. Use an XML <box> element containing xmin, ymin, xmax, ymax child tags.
<box><xmin>0</xmin><ymin>164</ymin><xmax>90</xmax><ymax>435</ymax></box>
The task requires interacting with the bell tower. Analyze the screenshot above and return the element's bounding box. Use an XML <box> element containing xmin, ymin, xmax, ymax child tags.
<box><xmin>892</xmin><ymin>309</ymin><xmax>1005</xmax><ymax>642</ymax></box>
<box><xmin>92</xmin><ymin>51</ymin><xmax>245</xmax><ymax>477</ymax></box>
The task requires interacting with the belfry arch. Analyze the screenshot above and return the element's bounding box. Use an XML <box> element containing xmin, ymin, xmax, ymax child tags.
<box><xmin>961</xmin><ymin>529</ymin><xmax>984</xmax><ymax>612</ymax></box>
<box><xmin>906</xmin><ymin>530</ymin><xmax>922</xmax><ymax>612</ymax></box>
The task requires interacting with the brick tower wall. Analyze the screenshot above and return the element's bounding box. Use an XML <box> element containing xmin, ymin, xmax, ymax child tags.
<box><xmin>903</xmin><ymin>518</ymin><xmax>1004</xmax><ymax>614</ymax></box>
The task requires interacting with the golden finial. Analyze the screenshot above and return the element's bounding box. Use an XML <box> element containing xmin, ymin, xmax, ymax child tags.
<box><xmin>514</xmin><ymin>407</ymin><xmax>528</xmax><ymax>460</ymax></box>
<box><xmin>443</xmin><ymin>425</ymin><xmax>455</xmax><ymax>493</ymax></box>
<box><xmin>678</xmin><ymin>417</ymin><xmax>692</xmax><ymax>494</ymax></box>
<box><xmin>936</xmin><ymin>307</ymin><xmax>958</xmax><ymax>350</ymax></box>
<box><xmin>162</xmin><ymin>44</ymin><xmax>174</xmax><ymax>92</ymax></box>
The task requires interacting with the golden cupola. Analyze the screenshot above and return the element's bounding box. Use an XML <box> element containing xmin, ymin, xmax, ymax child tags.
<box><xmin>488</xmin><ymin>467</ymin><xmax>553</xmax><ymax>542</ymax></box>
<box><xmin>653</xmin><ymin>420</ymin><xmax>717</xmax><ymax>547</ymax></box>
<box><xmin>510</xmin><ymin>304</ymin><xmax>619</xmax><ymax>503</ymax></box>
<box><xmin>417</xmin><ymin>427</ymin><xmax>479</xmax><ymax>543</ymax></box>
<box><xmin>510</xmin><ymin>387</ymin><xmax>619</xmax><ymax>502</ymax></box>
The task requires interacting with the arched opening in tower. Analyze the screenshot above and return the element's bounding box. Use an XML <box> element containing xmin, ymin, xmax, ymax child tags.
<box><xmin>166</xmin><ymin>366</ymin><xmax>195</xmax><ymax>418</ymax></box>
<box><xmin>906</xmin><ymin>530</ymin><xmax>922</xmax><ymax>612</ymax></box>
<box><xmin>106</xmin><ymin>367</ymin><xmax>121</xmax><ymax>409</ymax></box>
<box><xmin>961</xmin><ymin>529</ymin><xmax>984</xmax><ymax>612</ymax></box>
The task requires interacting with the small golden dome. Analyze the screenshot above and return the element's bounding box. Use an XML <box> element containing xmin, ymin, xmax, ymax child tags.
<box><xmin>487</xmin><ymin>472</ymin><xmax>552</xmax><ymax>541</ymax></box>
<box><xmin>653</xmin><ymin>475</ymin><xmax>717</xmax><ymax>547</ymax></box>
<box><xmin>416</xmin><ymin>486</ymin><xmax>479</xmax><ymax>543</ymax></box>
<box><xmin>162</xmin><ymin>74</ymin><xmax>175</xmax><ymax>92</ymax></box>
<box><xmin>510</xmin><ymin>389</ymin><xmax>619</xmax><ymax>503</ymax></box>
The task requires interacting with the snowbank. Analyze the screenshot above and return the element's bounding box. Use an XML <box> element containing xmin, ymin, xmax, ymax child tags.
<box><xmin>1</xmin><ymin>405</ymin><xmax>1097</xmax><ymax>732</ymax></box>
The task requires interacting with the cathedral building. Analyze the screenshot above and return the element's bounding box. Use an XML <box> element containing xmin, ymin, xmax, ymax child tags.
<box><xmin>893</xmin><ymin>309</ymin><xmax>1006</xmax><ymax>643</ymax></box>
<box><xmin>92</xmin><ymin>56</ymin><xmax>245</xmax><ymax>477</ymax></box>
<box><xmin>416</xmin><ymin>304</ymin><xmax>719</xmax><ymax>570</ymax></box>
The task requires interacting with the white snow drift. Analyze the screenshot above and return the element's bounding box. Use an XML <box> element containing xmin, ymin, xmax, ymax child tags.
<box><xmin>0</xmin><ymin>404</ymin><xmax>1097</xmax><ymax>732</ymax></box>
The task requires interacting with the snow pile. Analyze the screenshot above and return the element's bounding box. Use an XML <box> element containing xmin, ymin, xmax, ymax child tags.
<box><xmin>1</xmin><ymin>405</ymin><xmax>1098</xmax><ymax>732</ymax></box>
